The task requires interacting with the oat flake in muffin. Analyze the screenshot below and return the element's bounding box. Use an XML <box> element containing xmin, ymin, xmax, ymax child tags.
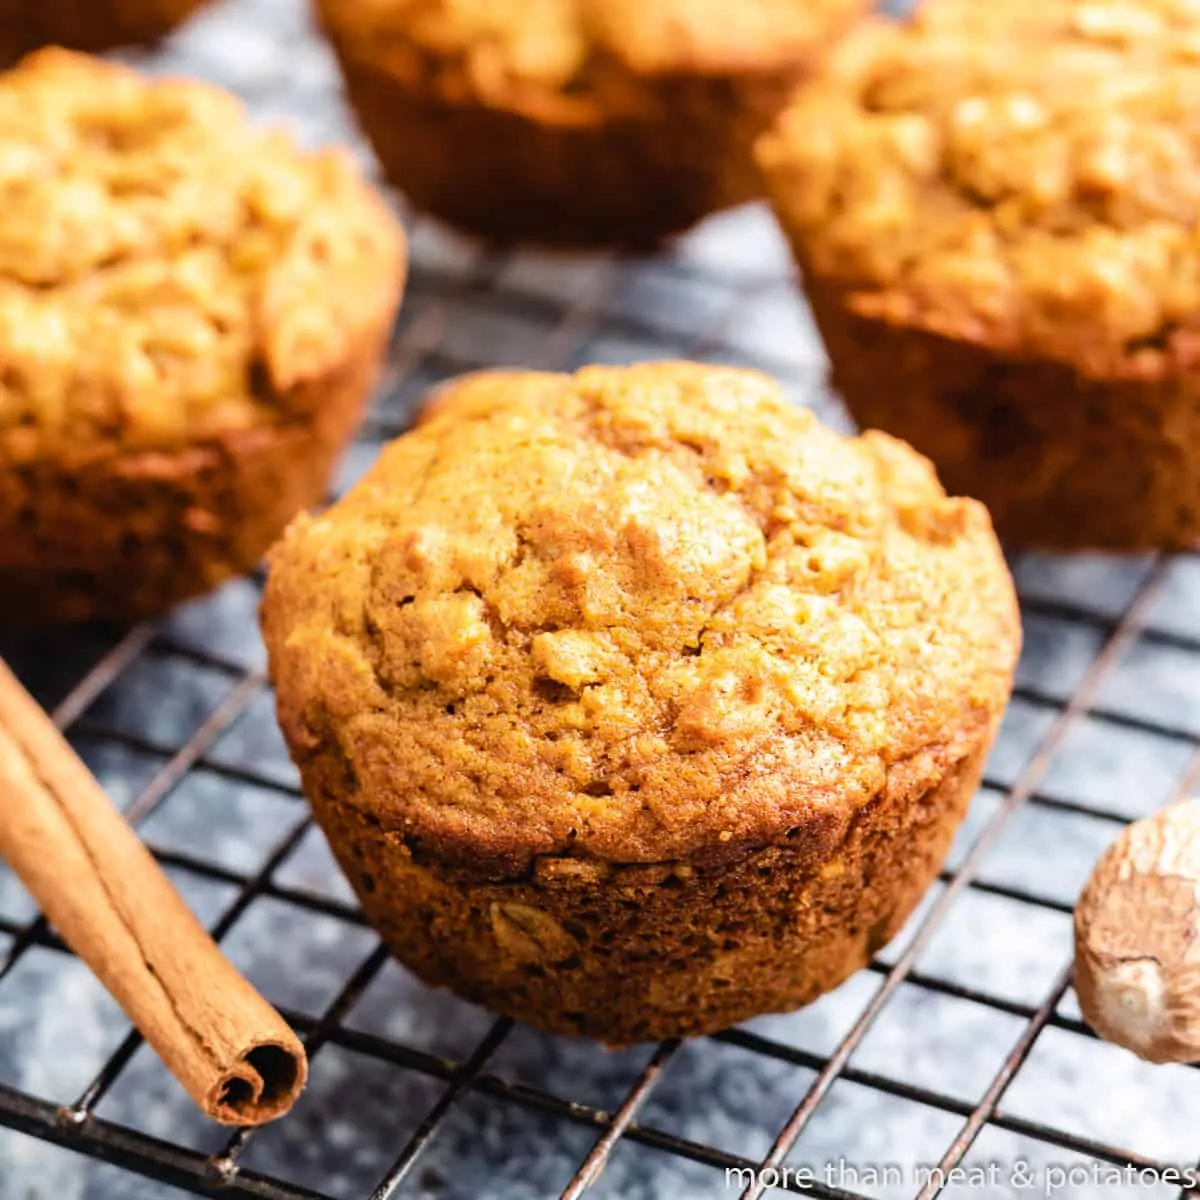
<box><xmin>0</xmin><ymin>50</ymin><xmax>406</xmax><ymax>623</ymax></box>
<box><xmin>760</xmin><ymin>0</ymin><xmax>1200</xmax><ymax>549</ymax></box>
<box><xmin>262</xmin><ymin>362</ymin><xmax>1019</xmax><ymax>1044</ymax></box>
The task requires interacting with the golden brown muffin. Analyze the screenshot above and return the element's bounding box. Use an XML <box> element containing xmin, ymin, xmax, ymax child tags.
<box><xmin>412</xmin><ymin>367</ymin><xmax>563</xmax><ymax>426</ymax></box>
<box><xmin>0</xmin><ymin>50</ymin><xmax>406</xmax><ymax>625</ymax></box>
<box><xmin>316</xmin><ymin>0</ymin><xmax>869</xmax><ymax>246</ymax></box>
<box><xmin>759</xmin><ymin>0</ymin><xmax>1200</xmax><ymax>551</ymax></box>
<box><xmin>0</xmin><ymin>0</ymin><xmax>209</xmax><ymax>60</ymax></box>
<box><xmin>262</xmin><ymin>362</ymin><xmax>1019</xmax><ymax>1045</ymax></box>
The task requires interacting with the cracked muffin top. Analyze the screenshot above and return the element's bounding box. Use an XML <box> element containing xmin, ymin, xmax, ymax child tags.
<box><xmin>316</xmin><ymin>0</ymin><xmax>868</xmax><ymax>111</ymax></box>
<box><xmin>262</xmin><ymin>363</ymin><xmax>1018</xmax><ymax>877</ymax></box>
<box><xmin>0</xmin><ymin>50</ymin><xmax>405</xmax><ymax>464</ymax></box>
<box><xmin>758</xmin><ymin>0</ymin><xmax>1200</xmax><ymax>375</ymax></box>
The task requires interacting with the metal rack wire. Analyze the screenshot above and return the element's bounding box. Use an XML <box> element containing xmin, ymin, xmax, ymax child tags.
<box><xmin>2</xmin><ymin>3</ymin><xmax>1200</xmax><ymax>1197</ymax></box>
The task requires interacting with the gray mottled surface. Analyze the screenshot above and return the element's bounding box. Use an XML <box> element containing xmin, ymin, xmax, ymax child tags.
<box><xmin>1</xmin><ymin>1</ymin><xmax>1200</xmax><ymax>1198</ymax></box>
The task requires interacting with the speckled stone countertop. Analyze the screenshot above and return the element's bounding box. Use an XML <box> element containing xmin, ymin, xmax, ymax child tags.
<box><xmin>1</xmin><ymin>2</ymin><xmax>1200</xmax><ymax>1198</ymax></box>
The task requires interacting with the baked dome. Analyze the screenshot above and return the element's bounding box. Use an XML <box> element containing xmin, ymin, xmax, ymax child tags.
<box><xmin>0</xmin><ymin>49</ymin><xmax>403</xmax><ymax>462</ymax></box>
<box><xmin>263</xmin><ymin>362</ymin><xmax>1018</xmax><ymax>876</ymax></box>
<box><xmin>319</xmin><ymin>0</ymin><xmax>869</xmax><ymax>103</ymax></box>
<box><xmin>759</xmin><ymin>0</ymin><xmax>1200</xmax><ymax>374</ymax></box>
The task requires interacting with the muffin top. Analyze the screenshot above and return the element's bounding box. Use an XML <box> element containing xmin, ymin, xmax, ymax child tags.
<box><xmin>758</xmin><ymin>0</ymin><xmax>1200</xmax><ymax>375</ymax></box>
<box><xmin>0</xmin><ymin>50</ymin><xmax>405</xmax><ymax>465</ymax></box>
<box><xmin>263</xmin><ymin>363</ymin><xmax>1018</xmax><ymax>877</ymax></box>
<box><xmin>317</xmin><ymin>0</ymin><xmax>867</xmax><ymax>112</ymax></box>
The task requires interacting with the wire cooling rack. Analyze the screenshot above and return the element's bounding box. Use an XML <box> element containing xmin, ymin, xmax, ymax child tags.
<box><xmin>3</xmin><ymin>2</ymin><xmax>1200</xmax><ymax>1198</ymax></box>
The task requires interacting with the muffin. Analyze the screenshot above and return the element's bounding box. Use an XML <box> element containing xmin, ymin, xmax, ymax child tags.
<box><xmin>0</xmin><ymin>0</ymin><xmax>209</xmax><ymax>60</ymax></box>
<box><xmin>759</xmin><ymin>0</ymin><xmax>1200</xmax><ymax>550</ymax></box>
<box><xmin>412</xmin><ymin>368</ymin><xmax>563</xmax><ymax>426</ymax></box>
<box><xmin>0</xmin><ymin>50</ymin><xmax>406</xmax><ymax>625</ymax></box>
<box><xmin>262</xmin><ymin>362</ymin><xmax>1019</xmax><ymax>1045</ymax></box>
<box><xmin>316</xmin><ymin>0</ymin><xmax>869</xmax><ymax>245</ymax></box>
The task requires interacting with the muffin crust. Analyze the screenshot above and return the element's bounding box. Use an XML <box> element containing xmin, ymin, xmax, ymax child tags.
<box><xmin>322</xmin><ymin>0</ymin><xmax>869</xmax><ymax>96</ymax></box>
<box><xmin>263</xmin><ymin>364</ymin><xmax>1018</xmax><ymax>1041</ymax></box>
<box><xmin>0</xmin><ymin>50</ymin><xmax>406</xmax><ymax>622</ymax></box>
<box><xmin>314</xmin><ymin>745</ymin><xmax>988</xmax><ymax>1042</ymax></box>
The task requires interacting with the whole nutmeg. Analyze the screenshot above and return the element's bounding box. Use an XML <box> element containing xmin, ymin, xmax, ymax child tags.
<box><xmin>1074</xmin><ymin>798</ymin><xmax>1200</xmax><ymax>1064</ymax></box>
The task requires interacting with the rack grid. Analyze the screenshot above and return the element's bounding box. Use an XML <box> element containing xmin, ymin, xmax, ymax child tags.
<box><xmin>2</xmin><ymin>1</ymin><xmax>1200</xmax><ymax>1197</ymax></box>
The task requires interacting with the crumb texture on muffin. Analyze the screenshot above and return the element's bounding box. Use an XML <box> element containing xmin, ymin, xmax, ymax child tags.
<box><xmin>0</xmin><ymin>49</ymin><xmax>405</xmax><ymax>624</ymax></box>
<box><xmin>0</xmin><ymin>49</ymin><xmax>404</xmax><ymax>464</ymax></box>
<box><xmin>759</xmin><ymin>0</ymin><xmax>1200</xmax><ymax>374</ymax></box>
<box><xmin>319</xmin><ymin>0</ymin><xmax>867</xmax><ymax>103</ymax></box>
<box><xmin>263</xmin><ymin>363</ymin><xmax>1018</xmax><ymax>877</ymax></box>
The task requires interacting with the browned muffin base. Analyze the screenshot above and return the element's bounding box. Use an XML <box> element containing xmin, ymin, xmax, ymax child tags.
<box><xmin>334</xmin><ymin>54</ymin><xmax>797</xmax><ymax>246</ymax></box>
<box><xmin>0</xmin><ymin>324</ymin><xmax>389</xmax><ymax>626</ymax></box>
<box><xmin>806</xmin><ymin>281</ymin><xmax>1200</xmax><ymax>552</ymax></box>
<box><xmin>0</xmin><ymin>0</ymin><xmax>206</xmax><ymax>60</ymax></box>
<box><xmin>306</xmin><ymin>733</ymin><xmax>989</xmax><ymax>1045</ymax></box>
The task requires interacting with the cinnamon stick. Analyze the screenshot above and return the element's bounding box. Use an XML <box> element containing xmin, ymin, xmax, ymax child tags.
<box><xmin>0</xmin><ymin>658</ymin><xmax>307</xmax><ymax>1125</ymax></box>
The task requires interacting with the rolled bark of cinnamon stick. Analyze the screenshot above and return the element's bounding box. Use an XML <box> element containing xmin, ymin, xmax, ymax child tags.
<box><xmin>0</xmin><ymin>658</ymin><xmax>307</xmax><ymax>1125</ymax></box>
